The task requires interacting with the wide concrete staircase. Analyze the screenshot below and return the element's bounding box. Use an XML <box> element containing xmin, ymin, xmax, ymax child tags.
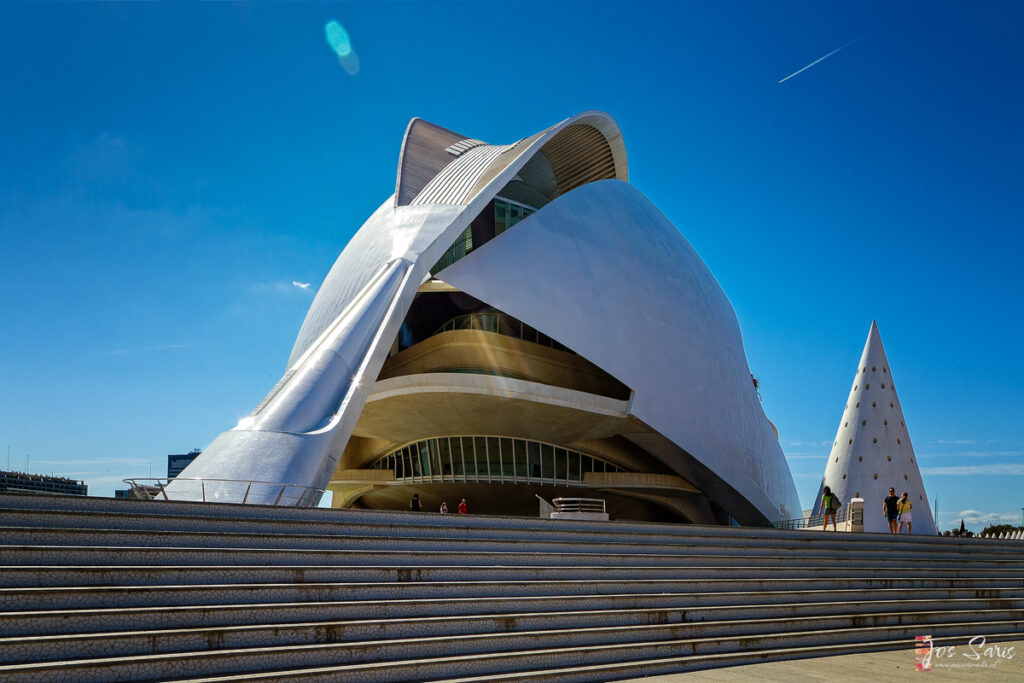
<box><xmin>1</xmin><ymin>492</ymin><xmax>1023</xmax><ymax>682</ymax></box>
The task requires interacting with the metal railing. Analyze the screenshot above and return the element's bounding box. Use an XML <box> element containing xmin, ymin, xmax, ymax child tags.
<box><xmin>432</xmin><ymin>312</ymin><xmax>571</xmax><ymax>352</ymax></box>
<box><xmin>552</xmin><ymin>497</ymin><xmax>606</xmax><ymax>514</ymax></box>
<box><xmin>122</xmin><ymin>478</ymin><xmax>325</xmax><ymax>507</ymax></box>
<box><xmin>536</xmin><ymin>494</ymin><xmax>555</xmax><ymax>518</ymax></box>
<box><xmin>773</xmin><ymin>506</ymin><xmax>860</xmax><ymax>530</ymax></box>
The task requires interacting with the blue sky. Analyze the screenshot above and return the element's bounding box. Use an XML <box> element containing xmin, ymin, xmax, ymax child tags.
<box><xmin>1</xmin><ymin>2</ymin><xmax>1020</xmax><ymax>530</ymax></box>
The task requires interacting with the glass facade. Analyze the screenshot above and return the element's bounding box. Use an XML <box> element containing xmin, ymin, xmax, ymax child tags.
<box><xmin>432</xmin><ymin>311</ymin><xmax>571</xmax><ymax>352</ymax></box>
<box><xmin>431</xmin><ymin>197</ymin><xmax>535</xmax><ymax>275</ymax></box>
<box><xmin>369</xmin><ymin>436</ymin><xmax>627</xmax><ymax>486</ymax></box>
<box><xmin>494</xmin><ymin>197</ymin><xmax>534</xmax><ymax>236</ymax></box>
<box><xmin>431</xmin><ymin>226</ymin><xmax>473</xmax><ymax>274</ymax></box>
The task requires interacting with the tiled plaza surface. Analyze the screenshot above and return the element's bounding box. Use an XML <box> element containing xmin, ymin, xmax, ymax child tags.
<box><xmin>627</xmin><ymin>639</ymin><xmax>1024</xmax><ymax>682</ymax></box>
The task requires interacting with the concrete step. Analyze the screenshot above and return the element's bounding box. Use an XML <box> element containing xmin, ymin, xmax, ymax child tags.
<box><xmin>4</xmin><ymin>528</ymin><xmax>1023</xmax><ymax>564</ymax></box>
<box><xmin>3</xmin><ymin>494</ymin><xmax>1022</xmax><ymax>555</ymax></box>
<box><xmin>5</xmin><ymin>506</ymin><xmax>1024</xmax><ymax>557</ymax></box>
<box><xmin>4</xmin><ymin>562</ymin><xmax>1024</xmax><ymax>589</ymax></box>
<box><xmin>440</xmin><ymin>634</ymin><xmax>1024</xmax><ymax>683</ymax></box>
<box><xmin>4</xmin><ymin>543</ymin><xmax>1020</xmax><ymax>570</ymax></box>
<box><xmin>184</xmin><ymin>634</ymin><xmax>1022</xmax><ymax>682</ymax></box>
<box><xmin>3</xmin><ymin>607</ymin><xmax>1022</xmax><ymax>665</ymax></box>
<box><xmin>5</xmin><ymin>577</ymin><xmax>1024</xmax><ymax>612</ymax></box>
<box><xmin>1</xmin><ymin>620</ymin><xmax>1021</xmax><ymax>683</ymax></box>
<box><xmin>6</xmin><ymin>591</ymin><xmax>1024</xmax><ymax>638</ymax></box>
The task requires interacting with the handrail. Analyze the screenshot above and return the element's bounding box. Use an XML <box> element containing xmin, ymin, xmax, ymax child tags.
<box><xmin>432</xmin><ymin>312</ymin><xmax>570</xmax><ymax>351</ymax></box>
<box><xmin>773</xmin><ymin>506</ymin><xmax>855</xmax><ymax>530</ymax></box>
<box><xmin>552</xmin><ymin>497</ymin><xmax>606</xmax><ymax>513</ymax></box>
<box><xmin>121</xmin><ymin>478</ymin><xmax>325</xmax><ymax>507</ymax></box>
<box><xmin>535</xmin><ymin>494</ymin><xmax>554</xmax><ymax>518</ymax></box>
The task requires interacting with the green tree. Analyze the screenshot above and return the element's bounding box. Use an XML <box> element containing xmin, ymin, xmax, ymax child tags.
<box><xmin>980</xmin><ymin>524</ymin><xmax>1024</xmax><ymax>537</ymax></box>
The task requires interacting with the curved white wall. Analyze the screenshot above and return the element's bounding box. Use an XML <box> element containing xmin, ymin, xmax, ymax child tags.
<box><xmin>177</xmin><ymin>111</ymin><xmax>801</xmax><ymax>520</ymax></box>
<box><xmin>441</xmin><ymin>180</ymin><xmax>802</xmax><ymax>522</ymax></box>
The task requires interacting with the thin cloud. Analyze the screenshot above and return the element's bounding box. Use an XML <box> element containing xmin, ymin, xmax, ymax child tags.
<box><xmin>920</xmin><ymin>464</ymin><xmax>1024</xmax><ymax>476</ymax></box>
<box><xmin>784</xmin><ymin>440</ymin><xmax>832</xmax><ymax>448</ymax></box>
<box><xmin>917</xmin><ymin>450</ymin><xmax>1022</xmax><ymax>459</ymax></box>
<box><xmin>292</xmin><ymin>281</ymin><xmax>312</xmax><ymax>291</ymax></box>
<box><xmin>30</xmin><ymin>456</ymin><xmax>164</xmax><ymax>467</ymax></box>
<box><xmin>949</xmin><ymin>510</ymin><xmax>1022</xmax><ymax>528</ymax></box>
<box><xmin>99</xmin><ymin>342</ymin><xmax>197</xmax><ymax>357</ymax></box>
<box><xmin>936</xmin><ymin>439</ymin><xmax>975</xmax><ymax>445</ymax></box>
<box><xmin>779</xmin><ymin>36</ymin><xmax>862</xmax><ymax>83</ymax></box>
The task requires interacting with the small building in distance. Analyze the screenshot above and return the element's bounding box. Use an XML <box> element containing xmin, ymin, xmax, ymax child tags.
<box><xmin>167</xmin><ymin>449</ymin><xmax>201</xmax><ymax>481</ymax></box>
<box><xmin>0</xmin><ymin>470</ymin><xmax>87</xmax><ymax>496</ymax></box>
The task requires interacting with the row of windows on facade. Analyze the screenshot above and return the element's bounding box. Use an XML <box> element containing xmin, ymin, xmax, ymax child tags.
<box><xmin>838</xmin><ymin>472</ymin><xmax>911</xmax><ymax>482</ymax></box>
<box><xmin>430</xmin><ymin>198</ymin><xmax>536</xmax><ymax>275</ymax></box>
<box><xmin>846</xmin><ymin>400</ymin><xmax>901</xmax><ymax>413</ymax></box>
<box><xmin>370</xmin><ymin>436</ymin><xmax>626</xmax><ymax>484</ymax></box>
<box><xmin>0</xmin><ymin>471</ymin><xmax>87</xmax><ymax>495</ymax></box>
<box><xmin>852</xmin><ymin>382</ymin><xmax>891</xmax><ymax>391</ymax></box>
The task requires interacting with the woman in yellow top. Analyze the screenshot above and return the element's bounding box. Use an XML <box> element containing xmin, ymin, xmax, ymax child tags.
<box><xmin>818</xmin><ymin>486</ymin><xmax>839</xmax><ymax>531</ymax></box>
<box><xmin>897</xmin><ymin>491</ymin><xmax>913</xmax><ymax>534</ymax></box>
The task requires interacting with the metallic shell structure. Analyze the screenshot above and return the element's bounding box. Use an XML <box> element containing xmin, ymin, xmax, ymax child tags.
<box><xmin>174</xmin><ymin>111</ymin><xmax>802</xmax><ymax>525</ymax></box>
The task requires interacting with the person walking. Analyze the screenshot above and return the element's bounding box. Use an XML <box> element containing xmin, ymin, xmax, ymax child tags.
<box><xmin>818</xmin><ymin>486</ymin><xmax>839</xmax><ymax>531</ymax></box>
<box><xmin>883</xmin><ymin>487</ymin><xmax>900</xmax><ymax>534</ymax></box>
<box><xmin>897</xmin><ymin>492</ymin><xmax>913</xmax><ymax>534</ymax></box>
<box><xmin>409</xmin><ymin>493</ymin><xmax>421</xmax><ymax>512</ymax></box>
<box><xmin>440</xmin><ymin>501</ymin><xmax>449</xmax><ymax>513</ymax></box>
<box><xmin>457</xmin><ymin>498</ymin><xmax>468</xmax><ymax>514</ymax></box>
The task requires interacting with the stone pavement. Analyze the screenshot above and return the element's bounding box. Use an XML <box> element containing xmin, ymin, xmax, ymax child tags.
<box><xmin>624</xmin><ymin>640</ymin><xmax>1024</xmax><ymax>682</ymax></box>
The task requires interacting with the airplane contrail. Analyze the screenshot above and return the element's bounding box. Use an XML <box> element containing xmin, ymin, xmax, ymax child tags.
<box><xmin>778</xmin><ymin>36</ymin><xmax>862</xmax><ymax>83</ymax></box>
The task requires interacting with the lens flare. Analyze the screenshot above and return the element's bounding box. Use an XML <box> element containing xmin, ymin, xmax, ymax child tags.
<box><xmin>325</xmin><ymin>21</ymin><xmax>352</xmax><ymax>57</ymax></box>
<box><xmin>325</xmin><ymin>20</ymin><xmax>359</xmax><ymax>75</ymax></box>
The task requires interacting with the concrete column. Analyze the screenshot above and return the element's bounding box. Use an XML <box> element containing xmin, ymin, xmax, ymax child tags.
<box><xmin>848</xmin><ymin>497</ymin><xmax>865</xmax><ymax>533</ymax></box>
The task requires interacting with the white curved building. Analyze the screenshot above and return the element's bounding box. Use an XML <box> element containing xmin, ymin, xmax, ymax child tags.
<box><xmin>175</xmin><ymin>111</ymin><xmax>802</xmax><ymax>525</ymax></box>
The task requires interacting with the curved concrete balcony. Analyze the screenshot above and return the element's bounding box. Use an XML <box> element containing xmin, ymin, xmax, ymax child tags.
<box><xmin>378</xmin><ymin>328</ymin><xmax>631</xmax><ymax>400</ymax></box>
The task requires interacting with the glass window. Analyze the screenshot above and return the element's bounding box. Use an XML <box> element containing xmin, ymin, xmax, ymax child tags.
<box><xmin>554</xmin><ymin>448</ymin><xmax>568</xmax><ymax>481</ymax></box>
<box><xmin>514</xmin><ymin>440</ymin><xmax>528</xmax><ymax>479</ymax></box>
<box><xmin>468</xmin><ymin>437</ymin><xmax>483</xmax><ymax>477</ymax></box>
<box><xmin>379</xmin><ymin>438</ymin><xmax>626</xmax><ymax>485</ymax></box>
<box><xmin>568</xmin><ymin>451</ymin><xmax>581</xmax><ymax>481</ymax></box>
<box><xmin>526</xmin><ymin>441</ymin><xmax>540</xmax><ymax>480</ymax></box>
<box><xmin>486</xmin><ymin>437</ymin><xmax>500</xmax><ymax>480</ymax></box>
<box><xmin>437</xmin><ymin>439</ymin><xmax>450</xmax><ymax>479</ymax></box>
<box><xmin>501</xmin><ymin>438</ymin><xmax>516</xmax><ymax>478</ymax></box>
<box><xmin>454</xmin><ymin>437</ymin><xmax>468</xmax><ymax>477</ymax></box>
<box><xmin>541</xmin><ymin>444</ymin><xmax>554</xmax><ymax>482</ymax></box>
<box><xmin>419</xmin><ymin>441</ymin><xmax>431</xmax><ymax>477</ymax></box>
<box><xmin>495</xmin><ymin>201</ymin><xmax>508</xmax><ymax>235</ymax></box>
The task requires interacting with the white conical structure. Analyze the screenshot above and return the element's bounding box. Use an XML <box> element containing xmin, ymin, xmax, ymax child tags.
<box><xmin>816</xmin><ymin>321</ymin><xmax>936</xmax><ymax>535</ymax></box>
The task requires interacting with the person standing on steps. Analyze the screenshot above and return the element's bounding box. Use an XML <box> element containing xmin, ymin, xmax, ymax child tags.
<box><xmin>457</xmin><ymin>498</ymin><xmax>468</xmax><ymax>514</ymax></box>
<box><xmin>409</xmin><ymin>493</ymin><xmax>421</xmax><ymax>512</ymax></box>
<box><xmin>883</xmin><ymin>487</ymin><xmax>900</xmax><ymax>534</ymax></box>
<box><xmin>818</xmin><ymin>486</ymin><xmax>839</xmax><ymax>531</ymax></box>
<box><xmin>897</xmin><ymin>491</ymin><xmax>913</xmax><ymax>534</ymax></box>
<box><xmin>440</xmin><ymin>501</ymin><xmax>449</xmax><ymax>513</ymax></box>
